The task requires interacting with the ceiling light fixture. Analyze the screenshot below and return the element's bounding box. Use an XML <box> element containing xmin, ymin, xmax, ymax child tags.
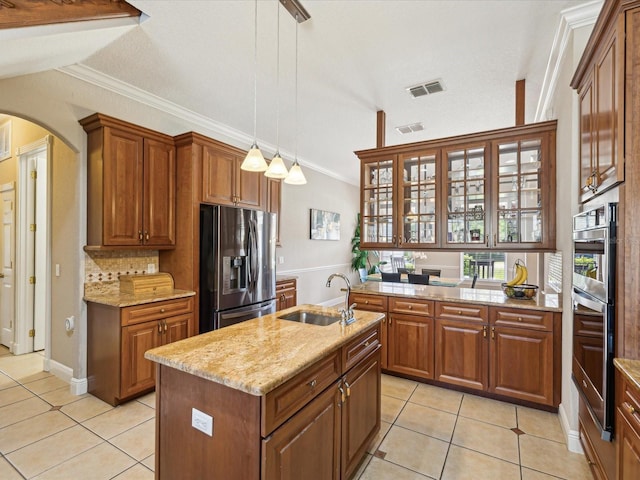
<box><xmin>241</xmin><ymin>0</ymin><xmax>268</xmax><ymax>172</ymax></box>
<box><xmin>284</xmin><ymin>11</ymin><xmax>307</xmax><ymax>185</ymax></box>
<box><xmin>265</xmin><ymin>2</ymin><xmax>288</xmax><ymax>179</ymax></box>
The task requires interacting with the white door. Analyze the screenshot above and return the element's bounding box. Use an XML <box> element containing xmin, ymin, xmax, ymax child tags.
<box><xmin>0</xmin><ymin>185</ymin><xmax>15</xmax><ymax>349</ymax></box>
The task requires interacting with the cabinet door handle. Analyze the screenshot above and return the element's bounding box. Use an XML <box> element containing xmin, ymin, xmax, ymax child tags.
<box><xmin>493</xmin><ymin>233</ymin><xmax>497</xmax><ymax>247</ymax></box>
<box><xmin>158</xmin><ymin>322</ymin><xmax>162</xmax><ymax>334</ymax></box>
<box><xmin>138</xmin><ymin>230</ymin><xmax>143</xmax><ymax>241</ymax></box>
<box><xmin>485</xmin><ymin>234</ymin><xmax>489</xmax><ymax>247</ymax></box>
<box><xmin>483</xmin><ymin>326</ymin><xmax>487</xmax><ymax>338</ymax></box>
<box><xmin>308</xmin><ymin>379</ymin><xmax>317</xmax><ymax>389</ymax></box>
<box><xmin>392</xmin><ymin>235</ymin><xmax>397</xmax><ymax>245</ymax></box>
<box><xmin>145</xmin><ymin>232</ymin><xmax>150</xmax><ymax>241</ymax></box>
<box><xmin>491</xmin><ymin>326</ymin><xmax>495</xmax><ymax>339</ymax></box>
<box><xmin>389</xmin><ymin>317</ymin><xmax>392</xmax><ymax>326</ymax></box>
<box><xmin>344</xmin><ymin>380</ymin><xmax>351</xmax><ymax>397</ymax></box>
<box><xmin>339</xmin><ymin>386</ymin><xmax>346</xmax><ymax>404</ymax></box>
<box><xmin>164</xmin><ymin>320</ymin><xmax>167</xmax><ymax>333</ymax></box>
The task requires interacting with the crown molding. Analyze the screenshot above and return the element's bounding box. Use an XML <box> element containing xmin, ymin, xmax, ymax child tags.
<box><xmin>534</xmin><ymin>0</ymin><xmax>603</xmax><ymax>122</ymax></box>
<box><xmin>57</xmin><ymin>64</ymin><xmax>357</xmax><ymax>186</ymax></box>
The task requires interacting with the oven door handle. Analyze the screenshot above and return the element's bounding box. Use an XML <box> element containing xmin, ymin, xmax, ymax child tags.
<box><xmin>572</xmin><ymin>288</ymin><xmax>606</xmax><ymax>313</ymax></box>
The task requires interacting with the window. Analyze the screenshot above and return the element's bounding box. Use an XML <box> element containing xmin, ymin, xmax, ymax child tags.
<box><xmin>463</xmin><ymin>252</ymin><xmax>505</xmax><ymax>281</ymax></box>
<box><xmin>0</xmin><ymin>120</ymin><xmax>11</xmax><ymax>161</ymax></box>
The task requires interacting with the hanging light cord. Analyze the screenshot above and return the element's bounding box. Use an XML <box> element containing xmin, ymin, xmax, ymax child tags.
<box><xmin>252</xmin><ymin>0</ymin><xmax>258</xmax><ymax>142</ymax></box>
<box><xmin>294</xmin><ymin>12</ymin><xmax>299</xmax><ymax>162</ymax></box>
<box><xmin>275</xmin><ymin>4</ymin><xmax>280</xmax><ymax>151</ymax></box>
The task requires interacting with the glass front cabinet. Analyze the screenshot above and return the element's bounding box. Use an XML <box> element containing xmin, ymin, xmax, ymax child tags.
<box><xmin>357</xmin><ymin>121</ymin><xmax>556</xmax><ymax>251</ymax></box>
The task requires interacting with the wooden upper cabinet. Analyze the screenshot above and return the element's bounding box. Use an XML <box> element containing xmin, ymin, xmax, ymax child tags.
<box><xmin>202</xmin><ymin>143</ymin><xmax>266</xmax><ymax>210</ymax></box>
<box><xmin>356</xmin><ymin>121</ymin><xmax>557</xmax><ymax>251</ymax></box>
<box><xmin>572</xmin><ymin>4</ymin><xmax>627</xmax><ymax>203</ymax></box>
<box><xmin>81</xmin><ymin>113</ymin><xmax>176</xmax><ymax>249</ymax></box>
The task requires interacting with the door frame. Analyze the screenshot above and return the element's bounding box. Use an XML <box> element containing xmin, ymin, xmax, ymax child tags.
<box><xmin>0</xmin><ymin>182</ymin><xmax>15</xmax><ymax>350</ymax></box>
<box><xmin>13</xmin><ymin>135</ymin><xmax>51</xmax><ymax>357</ymax></box>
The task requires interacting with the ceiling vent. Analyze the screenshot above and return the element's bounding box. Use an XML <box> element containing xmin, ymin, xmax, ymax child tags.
<box><xmin>407</xmin><ymin>80</ymin><xmax>445</xmax><ymax>98</ymax></box>
<box><xmin>395</xmin><ymin>122</ymin><xmax>425</xmax><ymax>135</ymax></box>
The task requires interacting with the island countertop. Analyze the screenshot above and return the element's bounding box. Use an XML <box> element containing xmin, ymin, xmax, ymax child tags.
<box><xmin>351</xmin><ymin>281</ymin><xmax>561</xmax><ymax>312</ymax></box>
<box><xmin>144</xmin><ymin>304</ymin><xmax>384</xmax><ymax>396</ymax></box>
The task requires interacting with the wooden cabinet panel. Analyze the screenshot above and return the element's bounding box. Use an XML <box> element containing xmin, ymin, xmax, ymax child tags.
<box><xmin>262</xmin><ymin>383</ymin><xmax>341</xmax><ymax>480</ymax></box>
<box><xmin>102</xmin><ymin>127</ymin><xmax>144</xmax><ymax>245</ymax></box>
<box><xmin>275</xmin><ymin>279</ymin><xmax>297</xmax><ymax>312</ymax></box>
<box><xmin>617</xmin><ymin>412</ymin><xmax>640</xmax><ymax>480</ymax></box>
<box><xmin>143</xmin><ymin>138</ymin><xmax>176</xmax><ymax>246</ymax></box>
<box><xmin>489</xmin><ymin>325</ymin><xmax>553</xmax><ymax>405</ymax></box>
<box><xmin>202</xmin><ymin>145</ymin><xmax>236</xmax><ymax>206</ymax></box>
<box><xmin>490</xmin><ymin>307</ymin><xmax>552</xmax><ymax>331</ymax></box>
<box><xmin>389</xmin><ymin>297</ymin><xmax>434</xmax><ymax>316</ymax></box>
<box><xmin>436</xmin><ymin>302</ymin><xmax>488</xmax><ymax>323</ymax></box>
<box><xmin>388</xmin><ymin>313</ymin><xmax>434</xmax><ymax>379</ymax></box>
<box><xmin>262</xmin><ymin>350</ymin><xmax>341</xmax><ymax>437</ymax></box>
<box><xmin>236</xmin><ymin>162</ymin><xmax>264</xmax><ymax>209</ymax></box>
<box><xmin>341</xmin><ymin>350</ymin><xmax>381</xmax><ymax>479</ymax></box>
<box><xmin>81</xmin><ymin>113</ymin><xmax>176</xmax><ymax>248</ymax></box>
<box><xmin>121</xmin><ymin>321</ymin><xmax>159</xmax><ymax>398</ymax></box>
<box><xmin>122</xmin><ymin>297</ymin><xmax>194</xmax><ymax>326</ymax></box>
<box><xmin>165</xmin><ymin>313</ymin><xmax>192</xmax><ymax>344</ymax></box>
<box><xmin>579</xmin><ymin>76</ymin><xmax>595</xmax><ymax>198</ymax></box>
<box><xmin>435</xmin><ymin>318</ymin><xmax>488</xmax><ymax>391</ymax></box>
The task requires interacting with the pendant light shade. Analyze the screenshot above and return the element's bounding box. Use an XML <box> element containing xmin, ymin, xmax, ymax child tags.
<box><xmin>241</xmin><ymin>0</ymin><xmax>268</xmax><ymax>172</ymax></box>
<box><xmin>284</xmin><ymin>160</ymin><xmax>306</xmax><ymax>184</ymax></box>
<box><xmin>265</xmin><ymin>152</ymin><xmax>288</xmax><ymax>178</ymax></box>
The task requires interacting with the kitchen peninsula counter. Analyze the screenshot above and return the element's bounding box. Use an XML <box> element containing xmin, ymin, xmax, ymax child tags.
<box><xmin>145</xmin><ymin>304</ymin><xmax>384</xmax><ymax>395</ymax></box>
<box><xmin>351</xmin><ymin>281</ymin><xmax>561</xmax><ymax>312</ymax></box>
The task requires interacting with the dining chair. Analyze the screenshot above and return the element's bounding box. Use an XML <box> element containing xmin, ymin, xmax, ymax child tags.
<box><xmin>390</xmin><ymin>257</ymin><xmax>405</xmax><ymax>272</ymax></box>
<box><xmin>471</xmin><ymin>273</ymin><xmax>478</xmax><ymax>288</ymax></box>
<box><xmin>421</xmin><ymin>268</ymin><xmax>441</xmax><ymax>277</ymax></box>
<box><xmin>408</xmin><ymin>273</ymin><xmax>430</xmax><ymax>285</ymax></box>
<box><xmin>397</xmin><ymin>268</ymin><xmax>410</xmax><ymax>274</ymax></box>
<box><xmin>381</xmin><ymin>272</ymin><xmax>401</xmax><ymax>283</ymax></box>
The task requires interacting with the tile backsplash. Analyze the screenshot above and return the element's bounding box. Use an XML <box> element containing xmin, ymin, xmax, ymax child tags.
<box><xmin>84</xmin><ymin>250</ymin><xmax>159</xmax><ymax>284</ymax></box>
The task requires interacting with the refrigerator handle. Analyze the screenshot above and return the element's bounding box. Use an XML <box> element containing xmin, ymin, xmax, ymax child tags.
<box><xmin>248</xmin><ymin>218</ymin><xmax>258</xmax><ymax>291</ymax></box>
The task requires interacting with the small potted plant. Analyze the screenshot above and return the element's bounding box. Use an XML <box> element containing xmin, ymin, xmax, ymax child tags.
<box><xmin>351</xmin><ymin>214</ymin><xmax>369</xmax><ymax>282</ymax></box>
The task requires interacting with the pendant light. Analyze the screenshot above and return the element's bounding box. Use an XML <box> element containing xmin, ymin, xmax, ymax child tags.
<box><xmin>241</xmin><ymin>0</ymin><xmax>268</xmax><ymax>172</ymax></box>
<box><xmin>265</xmin><ymin>2</ymin><xmax>288</xmax><ymax>179</ymax></box>
<box><xmin>284</xmin><ymin>11</ymin><xmax>307</xmax><ymax>185</ymax></box>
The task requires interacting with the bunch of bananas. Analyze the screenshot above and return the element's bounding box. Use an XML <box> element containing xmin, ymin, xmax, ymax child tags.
<box><xmin>506</xmin><ymin>260</ymin><xmax>528</xmax><ymax>286</ymax></box>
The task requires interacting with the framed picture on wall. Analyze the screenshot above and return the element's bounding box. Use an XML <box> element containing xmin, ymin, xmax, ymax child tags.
<box><xmin>0</xmin><ymin>120</ymin><xmax>11</xmax><ymax>161</ymax></box>
<box><xmin>310</xmin><ymin>208</ymin><xmax>341</xmax><ymax>241</ymax></box>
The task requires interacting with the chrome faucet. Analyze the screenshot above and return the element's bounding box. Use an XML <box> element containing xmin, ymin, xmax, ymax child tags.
<box><xmin>326</xmin><ymin>273</ymin><xmax>356</xmax><ymax>325</ymax></box>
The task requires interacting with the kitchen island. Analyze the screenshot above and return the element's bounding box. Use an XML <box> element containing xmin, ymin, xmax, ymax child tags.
<box><xmin>145</xmin><ymin>304</ymin><xmax>384</xmax><ymax>480</ymax></box>
<box><xmin>350</xmin><ymin>281</ymin><xmax>562</xmax><ymax>409</ymax></box>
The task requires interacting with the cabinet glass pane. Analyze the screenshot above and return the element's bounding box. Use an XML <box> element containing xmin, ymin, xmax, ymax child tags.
<box><xmin>446</xmin><ymin>146</ymin><xmax>486</xmax><ymax>244</ymax></box>
<box><xmin>362</xmin><ymin>159</ymin><xmax>394</xmax><ymax>244</ymax></box>
<box><xmin>495</xmin><ymin>138</ymin><xmax>542</xmax><ymax>244</ymax></box>
<box><xmin>400</xmin><ymin>152</ymin><xmax>437</xmax><ymax>245</ymax></box>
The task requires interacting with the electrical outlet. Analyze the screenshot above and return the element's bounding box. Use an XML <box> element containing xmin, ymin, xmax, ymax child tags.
<box><xmin>278</xmin><ymin>256</ymin><xmax>285</xmax><ymax>265</ymax></box>
<box><xmin>191</xmin><ymin>408</ymin><xmax>213</xmax><ymax>436</ymax></box>
<box><xmin>147</xmin><ymin>263</ymin><xmax>156</xmax><ymax>274</ymax></box>
<box><xmin>55</xmin><ymin>264</ymin><xmax>61</xmax><ymax>277</ymax></box>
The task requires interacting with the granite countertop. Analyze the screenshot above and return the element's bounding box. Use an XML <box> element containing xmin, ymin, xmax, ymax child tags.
<box><xmin>351</xmin><ymin>281</ymin><xmax>561</xmax><ymax>312</ymax></box>
<box><xmin>614</xmin><ymin>358</ymin><xmax>640</xmax><ymax>392</ymax></box>
<box><xmin>83</xmin><ymin>288</ymin><xmax>196</xmax><ymax>307</ymax></box>
<box><xmin>145</xmin><ymin>304</ymin><xmax>384</xmax><ymax>396</ymax></box>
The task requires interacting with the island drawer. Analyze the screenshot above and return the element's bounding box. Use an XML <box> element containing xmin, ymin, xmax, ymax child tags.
<box><xmin>276</xmin><ymin>279</ymin><xmax>296</xmax><ymax>291</ymax></box>
<box><xmin>121</xmin><ymin>297</ymin><xmax>194</xmax><ymax>326</ymax></box>
<box><xmin>389</xmin><ymin>298</ymin><xmax>434</xmax><ymax>316</ymax></box>
<box><xmin>490</xmin><ymin>307</ymin><xmax>553</xmax><ymax>331</ymax></box>
<box><xmin>436</xmin><ymin>302</ymin><xmax>488</xmax><ymax>323</ymax></box>
<box><xmin>620</xmin><ymin>373</ymin><xmax>640</xmax><ymax>438</ymax></box>
<box><xmin>262</xmin><ymin>349</ymin><xmax>341</xmax><ymax>437</ymax></box>
<box><xmin>350</xmin><ymin>293</ymin><xmax>387</xmax><ymax>312</ymax></box>
<box><xmin>342</xmin><ymin>325</ymin><xmax>380</xmax><ymax>373</ymax></box>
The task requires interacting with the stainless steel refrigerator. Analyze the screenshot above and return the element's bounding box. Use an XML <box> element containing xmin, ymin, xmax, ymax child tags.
<box><xmin>199</xmin><ymin>204</ymin><xmax>276</xmax><ymax>332</ymax></box>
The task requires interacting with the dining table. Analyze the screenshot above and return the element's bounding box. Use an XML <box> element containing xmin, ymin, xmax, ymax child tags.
<box><xmin>365</xmin><ymin>273</ymin><xmax>463</xmax><ymax>287</ymax></box>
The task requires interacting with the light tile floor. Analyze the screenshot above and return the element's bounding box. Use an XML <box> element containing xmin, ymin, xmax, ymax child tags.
<box><xmin>0</xmin><ymin>346</ymin><xmax>592</xmax><ymax>479</ymax></box>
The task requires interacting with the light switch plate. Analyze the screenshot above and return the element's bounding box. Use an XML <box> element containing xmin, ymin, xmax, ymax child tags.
<box><xmin>191</xmin><ymin>408</ymin><xmax>213</xmax><ymax>436</ymax></box>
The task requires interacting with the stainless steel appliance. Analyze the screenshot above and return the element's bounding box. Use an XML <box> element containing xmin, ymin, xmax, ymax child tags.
<box><xmin>572</xmin><ymin>202</ymin><xmax>617</xmax><ymax>441</ymax></box>
<box><xmin>199</xmin><ymin>204</ymin><xmax>276</xmax><ymax>332</ymax></box>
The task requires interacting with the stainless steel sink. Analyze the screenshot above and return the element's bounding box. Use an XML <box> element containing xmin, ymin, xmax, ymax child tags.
<box><xmin>278</xmin><ymin>310</ymin><xmax>342</xmax><ymax>326</ymax></box>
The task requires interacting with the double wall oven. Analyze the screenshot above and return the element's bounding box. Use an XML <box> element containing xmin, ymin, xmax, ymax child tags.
<box><xmin>572</xmin><ymin>202</ymin><xmax>617</xmax><ymax>442</ymax></box>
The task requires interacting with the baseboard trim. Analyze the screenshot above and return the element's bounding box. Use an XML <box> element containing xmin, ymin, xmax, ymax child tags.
<box><xmin>559</xmin><ymin>402</ymin><xmax>583</xmax><ymax>454</ymax></box>
<box><xmin>70</xmin><ymin>377</ymin><xmax>88</xmax><ymax>396</ymax></box>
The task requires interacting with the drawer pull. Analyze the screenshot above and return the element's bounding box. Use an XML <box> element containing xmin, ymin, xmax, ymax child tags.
<box><xmin>160</xmin><ymin>308</ymin><xmax>165</xmax><ymax>313</ymax></box>
<box><xmin>583</xmin><ymin>380</ymin><xmax>588</xmax><ymax>389</ymax></box>
<box><xmin>408</xmin><ymin>305</ymin><xmax>413</xmax><ymax>310</ymax></box>
<box><xmin>365</xmin><ymin>300</ymin><xmax>369</xmax><ymax>304</ymax></box>
<box><xmin>517</xmin><ymin>317</ymin><xmax>522</xmax><ymax>322</ymax></box>
<box><xmin>458</xmin><ymin>310</ymin><xmax>462</xmax><ymax>315</ymax></box>
<box><xmin>364</xmin><ymin>341</ymin><xmax>370</xmax><ymax>347</ymax></box>
<box><xmin>626</xmin><ymin>404</ymin><xmax>636</xmax><ymax>415</ymax></box>
<box><xmin>308</xmin><ymin>379</ymin><xmax>317</xmax><ymax>389</ymax></box>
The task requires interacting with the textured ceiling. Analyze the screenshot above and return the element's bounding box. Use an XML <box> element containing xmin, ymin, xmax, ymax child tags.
<box><xmin>2</xmin><ymin>0</ymin><xmax>600</xmax><ymax>185</ymax></box>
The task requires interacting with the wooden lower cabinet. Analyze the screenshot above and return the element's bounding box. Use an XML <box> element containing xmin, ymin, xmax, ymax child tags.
<box><xmin>88</xmin><ymin>297</ymin><xmax>194</xmax><ymax>406</ymax></box>
<box><xmin>155</xmin><ymin>324</ymin><xmax>381</xmax><ymax>480</ymax></box>
<box><xmin>275</xmin><ymin>278</ymin><xmax>297</xmax><ymax>312</ymax></box>
<box><xmin>617</xmin><ymin>368</ymin><xmax>640</xmax><ymax>479</ymax></box>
